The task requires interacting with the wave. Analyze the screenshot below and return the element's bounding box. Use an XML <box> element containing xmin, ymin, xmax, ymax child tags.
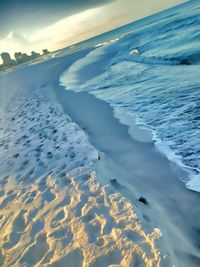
<box><xmin>114</xmin><ymin>110</ymin><xmax>200</xmax><ymax>193</ymax></box>
<box><xmin>153</xmin><ymin>129</ymin><xmax>200</xmax><ymax>193</ymax></box>
<box><xmin>160</xmin><ymin>13</ymin><xmax>200</xmax><ymax>32</ymax></box>
<box><xmin>94</xmin><ymin>36</ymin><xmax>123</xmax><ymax>48</ymax></box>
<box><xmin>128</xmin><ymin>49</ymin><xmax>200</xmax><ymax>66</ymax></box>
<box><xmin>59</xmin><ymin>0</ymin><xmax>200</xmax><ymax>194</ymax></box>
<box><xmin>60</xmin><ymin>46</ymin><xmax>108</xmax><ymax>88</ymax></box>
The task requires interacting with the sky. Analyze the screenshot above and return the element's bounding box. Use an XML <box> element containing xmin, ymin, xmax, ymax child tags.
<box><xmin>0</xmin><ymin>0</ymin><xmax>186</xmax><ymax>63</ymax></box>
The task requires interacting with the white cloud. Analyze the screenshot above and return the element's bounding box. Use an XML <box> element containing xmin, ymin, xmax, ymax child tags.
<box><xmin>29</xmin><ymin>7</ymin><xmax>103</xmax><ymax>44</ymax></box>
<box><xmin>0</xmin><ymin>32</ymin><xmax>27</xmax><ymax>53</ymax></box>
<box><xmin>46</xmin><ymin>0</ymin><xmax>186</xmax><ymax>50</ymax></box>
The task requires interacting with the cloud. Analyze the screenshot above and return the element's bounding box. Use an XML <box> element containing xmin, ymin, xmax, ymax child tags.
<box><xmin>0</xmin><ymin>32</ymin><xmax>30</xmax><ymax>56</ymax></box>
<box><xmin>29</xmin><ymin>8</ymin><xmax>103</xmax><ymax>44</ymax></box>
<box><xmin>103</xmin><ymin>0</ymin><xmax>187</xmax><ymax>27</ymax></box>
<box><xmin>0</xmin><ymin>0</ymin><xmax>113</xmax><ymax>38</ymax></box>
<box><xmin>28</xmin><ymin>7</ymin><xmax>119</xmax><ymax>52</ymax></box>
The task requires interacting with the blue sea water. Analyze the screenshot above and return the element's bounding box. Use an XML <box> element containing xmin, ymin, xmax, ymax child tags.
<box><xmin>60</xmin><ymin>1</ymin><xmax>200</xmax><ymax>192</ymax></box>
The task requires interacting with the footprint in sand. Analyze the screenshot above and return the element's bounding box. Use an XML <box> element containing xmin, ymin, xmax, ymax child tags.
<box><xmin>0</xmin><ymin>193</ymin><xmax>17</xmax><ymax>209</ymax></box>
<box><xmin>61</xmin><ymin>229</ymin><xmax>73</xmax><ymax>247</ymax></box>
<box><xmin>19</xmin><ymin>233</ymin><xmax>49</xmax><ymax>266</ymax></box>
<box><xmin>7</xmin><ymin>189</ymin><xmax>14</xmax><ymax>195</ymax></box>
<box><xmin>13</xmin><ymin>153</ymin><xmax>20</xmax><ymax>158</ymax></box>
<box><xmin>49</xmin><ymin>227</ymin><xmax>68</xmax><ymax>239</ymax></box>
<box><xmin>3</xmin><ymin>210</ymin><xmax>26</xmax><ymax>249</ymax></box>
<box><xmin>43</xmin><ymin>188</ymin><xmax>56</xmax><ymax>202</ymax></box>
<box><xmin>46</xmin><ymin>151</ymin><xmax>53</xmax><ymax>159</ymax></box>
<box><xmin>60</xmin><ymin>176</ymin><xmax>71</xmax><ymax>186</ymax></box>
<box><xmin>125</xmin><ymin>229</ymin><xmax>144</xmax><ymax>244</ymax></box>
<box><xmin>48</xmin><ymin>226</ymin><xmax>73</xmax><ymax>247</ymax></box>
<box><xmin>89</xmin><ymin>250</ymin><xmax>121</xmax><ymax>267</ymax></box>
<box><xmin>22</xmin><ymin>160</ymin><xmax>29</xmax><ymax>168</ymax></box>
<box><xmin>85</xmin><ymin>221</ymin><xmax>102</xmax><ymax>244</ymax></box>
<box><xmin>50</xmin><ymin>209</ymin><xmax>67</xmax><ymax>229</ymax></box>
<box><xmin>48</xmin><ymin>248</ymin><xmax>83</xmax><ymax>267</ymax></box>
<box><xmin>38</xmin><ymin>179</ymin><xmax>47</xmax><ymax>192</ymax></box>
<box><xmin>75</xmin><ymin>195</ymin><xmax>88</xmax><ymax>217</ymax></box>
<box><xmin>4</xmin><ymin>144</ymin><xmax>8</xmax><ymax>150</ymax></box>
<box><xmin>30</xmin><ymin>219</ymin><xmax>44</xmax><ymax>237</ymax></box>
<box><xmin>24</xmin><ymin>195</ymin><xmax>35</xmax><ymax>205</ymax></box>
<box><xmin>30</xmin><ymin>190</ymin><xmax>37</xmax><ymax>198</ymax></box>
<box><xmin>96</xmin><ymin>237</ymin><xmax>105</xmax><ymax>247</ymax></box>
<box><xmin>130</xmin><ymin>253</ymin><xmax>146</xmax><ymax>267</ymax></box>
<box><xmin>82</xmin><ymin>206</ymin><xmax>95</xmax><ymax>223</ymax></box>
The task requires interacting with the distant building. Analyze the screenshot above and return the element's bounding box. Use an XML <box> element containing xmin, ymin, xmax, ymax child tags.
<box><xmin>14</xmin><ymin>52</ymin><xmax>22</xmax><ymax>62</ymax></box>
<box><xmin>43</xmin><ymin>49</ymin><xmax>50</xmax><ymax>55</ymax></box>
<box><xmin>0</xmin><ymin>49</ymin><xmax>42</xmax><ymax>71</ymax></box>
<box><xmin>1</xmin><ymin>52</ymin><xmax>15</xmax><ymax>66</ymax></box>
<box><xmin>21</xmin><ymin>53</ymin><xmax>29</xmax><ymax>63</ymax></box>
<box><xmin>31</xmin><ymin>51</ymin><xmax>40</xmax><ymax>59</ymax></box>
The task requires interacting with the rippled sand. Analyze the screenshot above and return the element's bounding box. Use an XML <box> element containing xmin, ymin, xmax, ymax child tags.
<box><xmin>0</xmin><ymin>170</ymin><xmax>161</xmax><ymax>267</ymax></box>
<box><xmin>0</xmin><ymin>57</ymin><xmax>161</xmax><ymax>267</ymax></box>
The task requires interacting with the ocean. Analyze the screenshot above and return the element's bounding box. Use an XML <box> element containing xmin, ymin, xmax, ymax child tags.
<box><xmin>60</xmin><ymin>0</ymin><xmax>200</xmax><ymax>193</ymax></box>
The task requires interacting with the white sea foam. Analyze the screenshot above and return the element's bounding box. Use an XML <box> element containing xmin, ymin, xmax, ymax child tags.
<box><xmin>60</xmin><ymin>46</ymin><xmax>107</xmax><ymax>88</ymax></box>
<box><xmin>114</xmin><ymin>111</ymin><xmax>200</xmax><ymax>193</ymax></box>
<box><xmin>113</xmin><ymin>108</ymin><xmax>153</xmax><ymax>143</ymax></box>
<box><xmin>186</xmin><ymin>174</ymin><xmax>200</xmax><ymax>192</ymax></box>
<box><xmin>94</xmin><ymin>37</ymin><xmax>121</xmax><ymax>48</ymax></box>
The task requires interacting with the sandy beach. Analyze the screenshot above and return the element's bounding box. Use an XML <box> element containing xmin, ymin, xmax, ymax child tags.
<box><xmin>0</xmin><ymin>47</ymin><xmax>199</xmax><ymax>267</ymax></box>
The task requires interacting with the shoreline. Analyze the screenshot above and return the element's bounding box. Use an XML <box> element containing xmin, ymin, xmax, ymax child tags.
<box><xmin>0</xmin><ymin>48</ymin><xmax>199</xmax><ymax>266</ymax></box>
<box><xmin>0</xmin><ymin>50</ymin><xmax>163</xmax><ymax>266</ymax></box>
<box><xmin>60</xmin><ymin>42</ymin><xmax>200</xmax><ymax>194</ymax></box>
<box><xmin>55</xmin><ymin>50</ymin><xmax>200</xmax><ymax>266</ymax></box>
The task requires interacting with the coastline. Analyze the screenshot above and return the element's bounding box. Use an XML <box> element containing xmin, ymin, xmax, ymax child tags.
<box><xmin>0</xmin><ymin>50</ymin><xmax>162</xmax><ymax>266</ymax></box>
<box><xmin>55</xmin><ymin>50</ymin><xmax>200</xmax><ymax>266</ymax></box>
<box><xmin>0</xmin><ymin>47</ymin><xmax>199</xmax><ymax>266</ymax></box>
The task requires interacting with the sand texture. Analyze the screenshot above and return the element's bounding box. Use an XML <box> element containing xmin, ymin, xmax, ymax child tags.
<box><xmin>0</xmin><ymin>170</ymin><xmax>161</xmax><ymax>267</ymax></box>
<box><xmin>0</xmin><ymin>59</ymin><xmax>161</xmax><ymax>267</ymax></box>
